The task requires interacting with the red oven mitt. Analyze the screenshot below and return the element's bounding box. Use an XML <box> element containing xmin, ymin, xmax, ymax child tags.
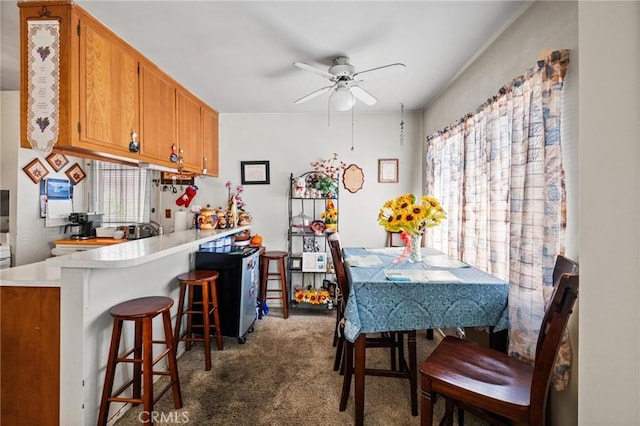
<box><xmin>176</xmin><ymin>185</ymin><xmax>198</xmax><ymax>208</ymax></box>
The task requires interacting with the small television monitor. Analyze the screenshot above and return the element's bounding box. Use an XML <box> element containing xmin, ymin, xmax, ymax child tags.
<box><xmin>46</xmin><ymin>178</ymin><xmax>73</xmax><ymax>200</ymax></box>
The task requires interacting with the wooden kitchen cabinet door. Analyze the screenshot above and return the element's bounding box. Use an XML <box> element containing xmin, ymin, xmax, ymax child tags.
<box><xmin>139</xmin><ymin>63</ymin><xmax>176</xmax><ymax>166</ymax></box>
<box><xmin>1</xmin><ymin>287</ymin><xmax>60</xmax><ymax>426</ymax></box>
<box><xmin>202</xmin><ymin>107</ymin><xmax>219</xmax><ymax>177</ymax></box>
<box><xmin>78</xmin><ymin>15</ymin><xmax>139</xmax><ymax>155</ymax></box>
<box><xmin>177</xmin><ymin>90</ymin><xmax>203</xmax><ymax>173</ymax></box>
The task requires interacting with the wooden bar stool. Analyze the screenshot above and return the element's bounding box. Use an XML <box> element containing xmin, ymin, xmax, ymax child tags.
<box><xmin>97</xmin><ymin>296</ymin><xmax>182</xmax><ymax>426</ymax></box>
<box><xmin>260</xmin><ymin>251</ymin><xmax>289</xmax><ymax>319</ymax></box>
<box><xmin>174</xmin><ymin>270</ymin><xmax>223</xmax><ymax>371</ymax></box>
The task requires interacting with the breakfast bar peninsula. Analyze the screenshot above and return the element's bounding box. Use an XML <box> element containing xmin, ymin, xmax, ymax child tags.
<box><xmin>0</xmin><ymin>227</ymin><xmax>249</xmax><ymax>426</ymax></box>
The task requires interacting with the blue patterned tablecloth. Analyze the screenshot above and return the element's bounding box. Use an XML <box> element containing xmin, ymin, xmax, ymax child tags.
<box><xmin>343</xmin><ymin>247</ymin><xmax>509</xmax><ymax>343</ymax></box>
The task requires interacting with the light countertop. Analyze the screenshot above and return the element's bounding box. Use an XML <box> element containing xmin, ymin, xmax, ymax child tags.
<box><xmin>1</xmin><ymin>226</ymin><xmax>249</xmax><ymax>285</ymax></box>
<box><xmin>53</xmin><ymin>238</ymin><xmax>127</xmax><ymax>246</ymax></box>
<box><xmin>46</xmin><ymin>227</ymin><xmax>249</xmax><ymax>269</ymax></box>
<box><xmin>0</xmin><ymin>261</ymin><xmax>61</xmax><ymax>287</ymax></box>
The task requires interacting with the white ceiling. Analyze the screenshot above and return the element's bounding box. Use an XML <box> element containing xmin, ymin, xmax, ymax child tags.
<box><xmin>1</xmin><ymin>1</ymin><xmax>531</xmax><ymax>114</ymax></box>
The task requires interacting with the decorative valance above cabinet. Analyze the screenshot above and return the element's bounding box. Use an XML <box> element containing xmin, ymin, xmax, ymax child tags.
<box><xmin>18</xmin><ymin>0</ymin><xmax>219</xmax><ymax>177</ymax></box>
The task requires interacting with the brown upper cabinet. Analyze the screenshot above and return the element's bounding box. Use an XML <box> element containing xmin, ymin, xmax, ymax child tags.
<box><xmin>176</xmin><ymin>88</ymin><xmax>203</xmax><ymax>173</ymax></box>
<box><xmin>138</xmin><ymin>61</ymin><xmax>176</xmax><ymax>168</ymax></box>
<box><xmin>78</xmin><ymin>10</ymin><xmax>139</xmax><ymax>157</ymax></box>
<box><xmin>19</xmin><ymin>1</ymin><xmax>219</xmax><ymax>176</ymax></box>
<box><xmin>202</xmin><ymin>107</ymin><xmax>220</xmax><ymax>177</ymax></box>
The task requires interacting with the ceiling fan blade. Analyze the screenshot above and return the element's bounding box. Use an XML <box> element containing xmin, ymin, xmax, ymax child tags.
<box><xmin>350</xmin><ymin>85</ymin><xmax>377</xmax><ymax>106</ymax></box>
<box><xmin>293</xmin><ymin>62</ymin><xmax>336</xmax><ymax>80</ymax></box>
<box><xmin>294</xmin><ymin>85</ymin><xmax>335</xmax><ymax>104</ymax></box>
<box><xmin>353</xmin><ymin>63</ymin><xmax>406</xmax><ymax>81</ymax></box>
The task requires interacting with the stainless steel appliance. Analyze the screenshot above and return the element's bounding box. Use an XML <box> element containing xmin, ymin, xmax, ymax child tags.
<box><xmin>0</xmin><ymin>243</ymin><xmax>10</xmax><ymax>269</ymax></box>
<box><xmin>0</xmin><ymin>190</ymin><xmax>9</xmax><ymax>233</ymax></box>
<box><xmin>195</xmin><ymin>245</ymin><xmax>260</xmax><ymax>343</ymax></box>
<box><xmin>126</xmin><ymin>223</ymin><xmax>155</xmax><ymax>240</ymax></box>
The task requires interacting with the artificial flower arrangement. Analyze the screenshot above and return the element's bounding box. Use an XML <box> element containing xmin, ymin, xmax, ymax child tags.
<box><xmin>378</xmin><ymin>193</ymin><xmax>446</xmax><ymax>234</ymax></box>
<box><xmin>321</xmin><ymin>199</ymin><xmax>338</xmax><ymax>232</ymax></box>
<box><xmin>378</xmin><ymin>193</ymin><xmax>446</xmax><ymax>262</ymax></box>
<box><xmin>294</xmin><ymin>288</ymin><xmax>332</xmax><ymax>305</ymax></box>
<box><xmin>225</xmin><ymin>181</ymin><xmax>246</xmax><ymax>211</ymax></box>
<box><xmin>310</xmin><ymin>153</ymin><xmax>347</xmax><ymax>197</ymax></box>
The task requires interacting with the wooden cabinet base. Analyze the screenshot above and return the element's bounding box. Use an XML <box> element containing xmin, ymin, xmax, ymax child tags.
<box><xmin>1</xmin><ymin>286</ymin><xmax>60</xmax><ymax>426</ymax></box>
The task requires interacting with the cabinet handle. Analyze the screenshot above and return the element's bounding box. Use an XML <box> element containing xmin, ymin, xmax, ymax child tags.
<box><xmin>129</xmin><ymin>131</ymin><xmax>140</xmax><ymax>153</ymax></box>
<box><xmin>202</xmin><ymin>156</ymin><xmax>208</xmax><ymax>174</ymax></box>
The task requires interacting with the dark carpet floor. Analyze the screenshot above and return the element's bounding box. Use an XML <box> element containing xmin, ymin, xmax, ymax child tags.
<box><xmin>112</xmin><ymin>308</ymin><xmax>485</xmax><ymax>425</ymax></box>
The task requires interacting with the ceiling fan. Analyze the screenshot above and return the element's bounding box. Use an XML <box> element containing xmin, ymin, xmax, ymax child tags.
<box><xmin>293</xmin><ymin>56</ymin><xmax>406</xmax><ymax>111</ymax></box>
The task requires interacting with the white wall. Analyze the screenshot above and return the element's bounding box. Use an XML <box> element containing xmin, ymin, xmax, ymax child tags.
<box><xmin>578</xmin><ymin>2</ymin><xmax>640</xmax><ymax>424</ymax></box>
<box><xmin>179</xmin><ymin>111</ymin><xmax>423</xmax><ymax>252</ymax></box>
<box><xmin>422</xmin><ymin>1</ymin><xmax>580</xmax><ymax>424</ymax></box>
<box><xmin>423</xmin><ymin>1</ymin><xmax>640</xmax><ymax>424</ymax></box>
<box><xmin>1</xmin><ymin>91</ymin><xmax>86</xmax><ymax>266</ymax></box>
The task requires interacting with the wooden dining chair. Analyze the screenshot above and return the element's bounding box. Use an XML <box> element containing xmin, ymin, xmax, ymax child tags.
<box><xmin>419</xmin><ymin>255</ymin><xmax>579</xmax><ymax>426</ymax></box>
<box><xmin>386</xmin><ymin>231</ymin><xmax>403</xmax><ymax>247</ymax></box>
<box><xmin>329</xmin><ymin>238</ymin><xmax>418</xmax><ymax>416</ymax></box>
<box><xmin>328</xmin><ymin>236</ymin><xmax>400</xmax><ymax>373</ymax></box>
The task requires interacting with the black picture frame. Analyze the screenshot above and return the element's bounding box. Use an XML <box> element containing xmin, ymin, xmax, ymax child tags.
<box><xmin>241</xmin><ymin>160</ymin><xmax>270</xmax><ymax>185</ymax></box>
<box><xmin>290</xmin><ymin>256</ymin><xmax>302</xmax><ymax>270</ymax></box>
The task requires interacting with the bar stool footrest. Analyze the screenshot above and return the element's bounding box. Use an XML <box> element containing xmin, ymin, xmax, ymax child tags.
<box><xmin>110</xmin><ymin>378</ymin><xmax>137</xmax><ymax>399</ymax></box>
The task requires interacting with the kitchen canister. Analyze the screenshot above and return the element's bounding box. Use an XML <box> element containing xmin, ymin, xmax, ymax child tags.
<box><xmin>198</xmin><ymin>208</ymin><xmax>218</xmax><ymax>230</ymax></box>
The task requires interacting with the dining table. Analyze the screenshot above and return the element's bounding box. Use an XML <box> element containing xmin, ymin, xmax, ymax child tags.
<box><xmin>342</xmin><ymin>246</ymin><xmax>509</xmax><ymax>425</ymax></box>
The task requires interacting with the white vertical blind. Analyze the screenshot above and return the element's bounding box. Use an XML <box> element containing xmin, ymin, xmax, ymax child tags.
<box><xmin>91</xmin><ymin>161</ymin><xmax>151</xmax><ymax>226</ymax></box>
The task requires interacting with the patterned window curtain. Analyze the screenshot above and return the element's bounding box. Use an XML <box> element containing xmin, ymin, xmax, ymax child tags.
<box><xmin>425</xmin><ymin>50</ymin><xmax>570</xmax><ymax>389</ymax></box>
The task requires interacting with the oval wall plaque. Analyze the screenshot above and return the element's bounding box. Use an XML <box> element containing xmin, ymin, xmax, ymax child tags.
<box><xmin>342</xmin><ymin>164</ymin><xmax>364</xmax><ymax>193</ymax></box>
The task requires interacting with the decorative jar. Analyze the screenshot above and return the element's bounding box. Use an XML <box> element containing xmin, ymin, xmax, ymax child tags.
<box><xmin>238</xmin><ymin>211</ymin><xmax>252</xmax><ymax>226</ymax></box>
<box><xmin>198</xmin><ymin>208</ymin><xmax>218</xmax><ymax>230</ymax></box>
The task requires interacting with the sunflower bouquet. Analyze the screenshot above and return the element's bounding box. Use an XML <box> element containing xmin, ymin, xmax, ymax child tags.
<box><xmin>378</xmin><ymin>194</ymin><xmax>446</xmax><ymax>262</ymax></box>
<box><xmin>378</xmin><ymin>193</ymin><xmax>446</xmax><ymax>235</ymax></box>
<box><xmin>321</xmin><ymin>200</ymin><xmax>338</xmax><ymax>232</ymax></box>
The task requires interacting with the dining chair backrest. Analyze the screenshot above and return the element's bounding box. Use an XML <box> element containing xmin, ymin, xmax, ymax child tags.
<box><xmin>536</xmin><ymin>255</ymin><xmax>579</xmax><ymax>359</ymax></box>
<box><xmin>386</xmin><ymin>231</ymin><xmax>404</xmax><ymax>247</ymax></box>
<box><xmin>328</xmin><ymin>237</ymin><xmax>349</xmax><ymax>298</ymax></box>
<box><xmin>529</xmin><ymin>257</ymin><xmax>579</xmax><ymax>416</ymax></box>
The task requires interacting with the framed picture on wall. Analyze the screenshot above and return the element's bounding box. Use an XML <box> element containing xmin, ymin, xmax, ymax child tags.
<box><xmin>241</xmin><ymin>160</ymin><xmax>270</xmax><ymax>185</ymax></box>
<box><xmin>46</xmin><ymin>152</ymin><xmax>68</xmax><ymax>172</ymax></box>
<box><xmin>378</xmin><ymin>159</ymin><xmax>399</xmax><ymax>183</ymax></box>
<box><xmin>22</xmin><ymin>158</ymin><xmax>49</xmax><ymax>184</ymax></box>
<box><xmin>65</xmin><ymin>163</ymin><xmax>86</xmax><ymax>185</ymax></box>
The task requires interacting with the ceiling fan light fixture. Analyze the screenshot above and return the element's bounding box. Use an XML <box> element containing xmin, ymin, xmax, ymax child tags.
<box><xmin>330</xmin><ymin>86</ymin><xmax>355</xmax><ymax>111</ymax></box>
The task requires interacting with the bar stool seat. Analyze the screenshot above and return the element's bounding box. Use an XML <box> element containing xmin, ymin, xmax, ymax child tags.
<box><xmin>260</xmin><ymin>251</ymin><xmax>289</xmax><ymax>319</ymax></box>
<box><xmin>174</xmin><ymin>270</ymin><xmax>223</xmax><ymax>371</ymax></box>
<box><xmin>98</xmin><ymin>296</ymin><xmax>182</xmax><ymax>426</ymax></box>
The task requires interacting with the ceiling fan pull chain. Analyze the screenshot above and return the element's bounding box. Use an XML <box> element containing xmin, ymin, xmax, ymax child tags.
<box><xmin>351</xmin><ymin>106</ymin><xmax>355</xmax><ymax>151</ymax></box>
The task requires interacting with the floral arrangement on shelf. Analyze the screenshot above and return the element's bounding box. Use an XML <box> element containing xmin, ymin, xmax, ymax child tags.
<box><xmin>321</xmin><ymin>199</ymin><xmax>338</xmax><ymax>232</ymax></box>
<box><xmin>294</xmin><ymin>288</ymin><xmax>332</xmax><ymax>305</ymax></box>
<box><xmin>378</xmin><ymin>193</ymin><xmax>446</xmax><ymax>262</ymax></box>
<box><xmin>310</xmin><ymin>153</ymin><xmax>347</xmax><ymax>197</ymax></box>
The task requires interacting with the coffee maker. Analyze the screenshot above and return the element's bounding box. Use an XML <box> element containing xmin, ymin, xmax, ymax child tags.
<box><xmin>65</xmin><ymin>213</ymin><xmax>102</xmax><ymax>240</ymax></box>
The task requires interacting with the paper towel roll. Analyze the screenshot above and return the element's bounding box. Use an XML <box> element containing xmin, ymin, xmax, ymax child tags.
<box><xmin>174</xmin><ymin>210</ymin><xmax>188</xmax><ymax>232</ymax></box>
